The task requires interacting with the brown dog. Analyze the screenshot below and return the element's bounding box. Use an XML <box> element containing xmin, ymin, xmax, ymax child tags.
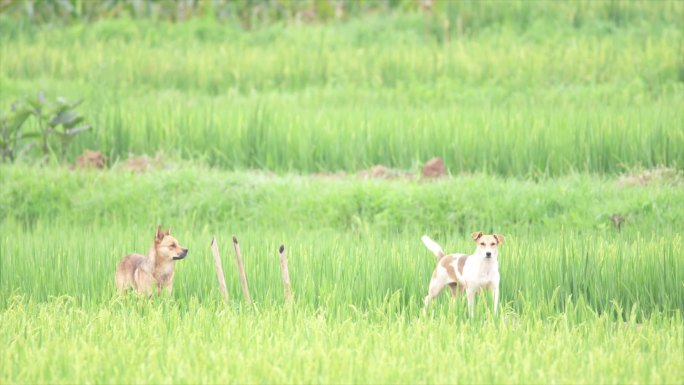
<box><xmin>115</xmin><ymin>226</ymin><xmax>188</xmax><ymax>296</ymax></box>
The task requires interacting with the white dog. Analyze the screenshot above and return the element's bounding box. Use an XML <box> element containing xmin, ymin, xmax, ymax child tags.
<box><xmin>421</xmin><ymin>232</ymin><xmax>504</xmax><ymax>316</ymax></box>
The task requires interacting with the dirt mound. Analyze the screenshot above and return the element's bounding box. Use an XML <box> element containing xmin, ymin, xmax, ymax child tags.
<box><xmin>421</xmin><ymin>157</ymin><xmax>447</xmax><ymax>178</ymax></box>
<box><xmin>74</xmin><ymin>150</ymin><xmax>106</xmax><ymax>170</ymax></box>
<box><xmin>617</xmin><ymin>167</ymin><xmax>682</xmax><ymax>187</ymax></box>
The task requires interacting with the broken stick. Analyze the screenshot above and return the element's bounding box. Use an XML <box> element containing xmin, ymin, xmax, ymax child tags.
<box><xmin>210</xmin><ymin>236</ymin><xmax>228</xmax><ymax>303</ymax></box>
<box><xmin>232</xmin><ymin>235</ymin><xmax>251</xmax><ymax>305</ymax></box>
<box><xmin>279</xmin><ymin>245</ymin><xmax>292</xmax><ymax>303</ymax></box>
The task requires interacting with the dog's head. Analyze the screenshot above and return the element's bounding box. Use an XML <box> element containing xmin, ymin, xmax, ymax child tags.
<box><xmin>154</xmin><ymin>226</ymin><xmax>188</xmax><ymax>262</ymax></box>
<box><xmin>471</xmin><ymin>231</ymin><xmax>504</xmax><ymax>259</ymax></box>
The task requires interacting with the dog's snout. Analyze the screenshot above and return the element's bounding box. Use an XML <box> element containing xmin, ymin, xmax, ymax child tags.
<box><xmin>485</xmin><ymin>252</ymin><xmax>492</xmax><ymax>258</ymax></box>
<box><xmin>173</xmin><ymin>248</ymin><xmax>189</xmax><ymax>260</ymax></box>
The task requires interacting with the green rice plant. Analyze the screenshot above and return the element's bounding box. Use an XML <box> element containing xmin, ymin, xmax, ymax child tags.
<box><xmin>3</xmin><ymin>0</ymin><xmax>682</xmax><ymax>29</ymax></box>
<box><xmin>1</xmin><ymin>166</ymin><xmax>682</xmax><ymax>383</ymax></box>
<box><xmin>0</xmin><ymin>13</ymin><xmax>681</xmax><ymax>175</ymax></box>
<box><xmin>0</xmin><ymin>295</ymin><xmax>682</xmax><ymax>384</ymax></box>
<box><xmin>2</xmin><ymin>220</ymin><xmax>682</xmax><ymax>317</ymax></box>
<box><xmin>1</xmin><ymin>6</ymin><xmax>683</xmax><ymax>383</ymax></box>
<box><xmin>2</xmin><ymin>164</ymin><xmax>683</xmax><ymax>232</ymax></box>
<box><xmin>1</xmin><ymin>165</ymin><xmax>682</xmax><ymax>315</ymax></box>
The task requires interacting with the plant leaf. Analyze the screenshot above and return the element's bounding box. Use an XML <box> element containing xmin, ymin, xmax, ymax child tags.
<box><xmin>64</xmin><ymin>125</ymin><xmax>91</xmax><ymax>136</ymax></box>
<box><xmin>19</xmin><ymin>132</ymin><xmax>42</xmax><ymax>139</ymax></box>
<box><xmin>62</xmin><ymin>116</ymin><xmax>84</xmax><ymax>129</ymax></box>
<box><xmin>8</xmin><ymin>109</ymin><xmax>33</xmax><ymax>132</ymax></box>
<box><xmin>49</xmin><ymin>110</ymin><xmax>79</xmax><ymax>127</ymax></box>
<box><xmin>69</xmin><ymin>99</ymin><xmax>85</xmax><ymax>109</ymax></box>
<box><xmin>26</xmin><ymin>98</ymin><xmax>42</xmax><ymax>112</ymax></box>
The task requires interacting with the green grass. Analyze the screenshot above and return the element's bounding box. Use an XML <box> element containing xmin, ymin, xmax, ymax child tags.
<box><xmin>1</xmin><ymin>164</ymin><xmax>683</xmax><ymax>238</ymax></box>
<box><xmin>2</xmin><ymin>296</ymin><xmax>682</xmax><ymax>384</ymax></box>
<box><xmin>1</xmin><ymin>10</ymin><xmax>683</xmax><ymax>175</ymax></box>
<box><xmin>2</xmin><ymin>4</ymin><xmax>684</xmax><ymax>383</ymax></box>
<box><xmin>1</xmin><ymin>166</ymin><xmax>683</xmax><ymax>383</ymax></box>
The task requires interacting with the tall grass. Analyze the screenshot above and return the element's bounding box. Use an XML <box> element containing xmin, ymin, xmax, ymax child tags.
<box><xmin>1</xmin><ymin>12</ymin><xmax>682</xmax><ymax>174</ymax></box>
<box><xmin>2</xmin><ymin>296</ymin><xmax>682</xmax><ymax>384</ymax></box>
<box><xmin>2</xmin><ymin>165</ymin><xmax>683</xmax><ymax>232</ymax></box>
<box><xmin>1</xmin><ymin>167</ymin><xmax>683</xmax><ymax>383</ymax></box>
<box><xmin>2</xmin><ymin>220</ymin><xmax>682</xmax><ymax>317</ymax></box>
<box><xmin>2</xmin><ymin>165</ymin><xmax>683</xmax><ymax>315</ymax></box>
<box><xmin>3</xmin><ymin>0</ymin><xmax>683</xmax><ymax>28</ymax></box>
<box><xmin>1</xmin><ymin>5</ymin><xmax>683</xmax><ymax>383</ymax></box>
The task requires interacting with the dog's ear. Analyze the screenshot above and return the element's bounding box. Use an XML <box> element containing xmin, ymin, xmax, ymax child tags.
<box><xmin>155</xmin><ymin>225</ymin><xmax>165</xmax><ymax>243</ymax></box>
<box><xmin>471</xmin><ymin>231</ymin><xmax>483</xmax><ymax>241</ymax></box>
<box><xmin>494</xmin><ymin>234</ymin><xmax>505</xmax><ymax>244</ymax></box>
<box><xmin>165</xmin><ymin>227</ymin><xmax>171</xmax><ymax>236</ymax></box>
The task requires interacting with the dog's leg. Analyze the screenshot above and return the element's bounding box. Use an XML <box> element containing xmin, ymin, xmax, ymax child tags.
<box><xmin>423</xmin><ymin>274</ymin><xmax>448</xmax><ymax>313</ymax></box>
<box><xmin>135</xmin><ymin>269</ymin><xmax>156</xmax><ymax>298</ymax></box>
<box><xmin>163</xmin><ymin>276</ymin><xmax>174</xmax><ymax>296</ymax></box>
<box><xmin>448</xmin><ymin>283</ymin><xmax>459</xmax><ymax>298</ymax></box>
<box><xmin>115</xmin><ymin>270</ymin><xmax>127</xmax><ymax>292</ymax></box>
<box><xmin>466</xmin><ymin>287</ymin><xmax>475</xmax><ymax>318</ymax></box>
<box><xmin>140</xmin><ymin>276</ymin><xmax>155</xmax><ymax>298</ymax></box>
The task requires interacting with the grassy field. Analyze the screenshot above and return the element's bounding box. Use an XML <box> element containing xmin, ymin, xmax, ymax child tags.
<box><xmin>1</xmin><ymin>165</ymin><xmax>683</xmax><ymax>383</ymax></box>
<box><xmin>1</xmin><ymin>4</ymin><xmax>683</xmax><ymax>175</ymax></box>
<box><xmin>2</xmin><ymin>3</ymin><xmax>684</xmax><ymax>384</ymax></box>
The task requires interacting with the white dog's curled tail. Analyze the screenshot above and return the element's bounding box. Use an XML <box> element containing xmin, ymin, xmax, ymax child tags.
<box><xmin>421</xmin><ymin>235</ymin><xmax>445</xmax><ymax>260</ymax></box>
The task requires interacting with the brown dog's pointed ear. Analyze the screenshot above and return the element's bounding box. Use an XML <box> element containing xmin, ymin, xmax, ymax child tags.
<box><xmin>155</xmin><ymin>225</ymin><xmax>165</xmax><ymax>243</ymax></box>
<box><xmin>165</xmin><ymin>227</ymin><xmax>171</xmax><ymax>236</ymax></box>
<box><xmin>494</xmin><ymin>234</ymin><xmax>505</xmax><ymax>244</ymax></box>
<box><xmin>471</xmin><ymin>231</ymin><xmax>483</xmax><ymax>241</ymax></box>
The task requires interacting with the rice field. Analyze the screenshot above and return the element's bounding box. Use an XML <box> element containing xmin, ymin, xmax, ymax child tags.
<box><xmin>1</xmin><ymin>2</ymin><xmax>684</xmax><ymax>384</ymax></box>
<box><xmin>1</xmin><ymin>165</ymin><xmax>683</xmax><ymax>383</ymax></box>
<box><xmin>1</xmin><ymin>5</ymin><xmax>683</xmax><ymax>175</ymax></box>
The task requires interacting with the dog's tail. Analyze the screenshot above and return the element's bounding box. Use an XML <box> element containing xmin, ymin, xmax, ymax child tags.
<box><xmin>421</xmin><ymin>235</ymin><xmax>445</xmax><ymax>261</ymax></box>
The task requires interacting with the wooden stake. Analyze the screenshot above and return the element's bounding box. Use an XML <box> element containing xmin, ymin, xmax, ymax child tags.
<box><xmin>210</xmin><ymin>236</ymin><xmax>228</xmax><ymax>303</ymax></box>
<box><xmin>232</xmin><ymin>235</ymin><xmax>251</xmax><ymax>305</ymax></box>
<box><xmin>279</xmin><ymin>244</ymin><xmax>292</xmax><ymax>304</ymax></box>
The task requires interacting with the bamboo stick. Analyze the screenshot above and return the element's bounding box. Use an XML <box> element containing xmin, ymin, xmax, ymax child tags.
<box><xmin>210</xmin><ymin>236</ymin><xmax>228</xmax><ymax>303</ymax></box>
<box><xmin>279</xmin><ymin>244</ymin><xmax>292</xmax><ymax>303</ymax></box>
<box><xmin>232</xmin><ymin>235</ymin><xmax>251</xmax><ymax>305</ymax></box>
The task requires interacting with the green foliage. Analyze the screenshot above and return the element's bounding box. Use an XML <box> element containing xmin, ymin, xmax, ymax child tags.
<box><xmin>1</xmin><ymin>296</ymin><xmax>681</xmax><ymax>384</ymax></box>
<box><xmin>2</xmin><ymin>165</ymin><xmax>683</xmax><ymax>233</ymax></box>
<box><xmin>0</xmin><ymin>103</ymin><xmax>33</xmax><ymax>162</ymax></box>
<box><xmin>2</xmin><ymin>0</ymin><xmax>682</xmax><ymax>32</ymax></box>
<box><xmin>1</xmin><ymin>166</ymin><xmax>683</xmax><ymax>383</ymax></box>
<box><xmin>0</xmin><ymin>13</ymin><xmax>681</xmax><ymax>174</ymax></box>
<box><xmin>1</xmin><ymin>4</ymin><xmax>683</xmax><ymax>383</ymax></box>
<box><xmin>0</xmin><ymin>93</ymin><xmax>91</xmax><ymax>163</ymax></box>
<box><xmin>1</xmin><ymin>165</ymin><xmax>683</xmax><ymax>314</ymax></box>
